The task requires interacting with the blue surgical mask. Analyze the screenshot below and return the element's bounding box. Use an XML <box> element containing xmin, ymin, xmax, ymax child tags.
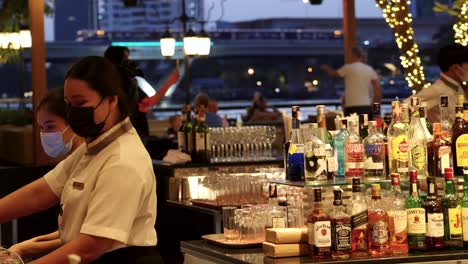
<box><xmin>40</xmin><ymin>126</ymin><xmax>74</xmax><ymax>158</ymax></box>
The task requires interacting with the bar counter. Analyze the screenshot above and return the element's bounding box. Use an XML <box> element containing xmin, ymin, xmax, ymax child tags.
<box><xmin>181</xmin><ymin>240</ymin><xmax>468</xmax><ymax>264</ymax></box>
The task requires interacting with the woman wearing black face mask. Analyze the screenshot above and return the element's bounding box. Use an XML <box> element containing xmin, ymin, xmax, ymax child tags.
<box><xmin>0</xmin><ymin>56</ymin><xmax>160</xmax><ymax>264</ymax></box>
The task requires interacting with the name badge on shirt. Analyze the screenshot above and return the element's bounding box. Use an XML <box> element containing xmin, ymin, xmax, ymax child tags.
<box><xmin>72</xmin><ymin>181</ymin><xmax>84</xmax><ymax>190</ymax></box>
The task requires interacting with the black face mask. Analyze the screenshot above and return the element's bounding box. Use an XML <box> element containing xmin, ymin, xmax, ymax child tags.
<box><xmin>66</xmin><ymin>98</ymin><xmax>109</xmax><ymax>139</ymax></box>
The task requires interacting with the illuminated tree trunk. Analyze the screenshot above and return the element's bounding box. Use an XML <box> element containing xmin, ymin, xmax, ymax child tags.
<box><xmin>454</xmin><ymin>1</ymin><xmax>468</xmax><ymax>46</ymax></box>
<box><xmin>376</xmin><ymin>0</ymin><xmax>428</xmax><ymax>91</ymax></box>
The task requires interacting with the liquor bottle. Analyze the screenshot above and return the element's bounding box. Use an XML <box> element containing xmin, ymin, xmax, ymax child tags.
<box><xmin>428</xmin><ymin>123</ymin><xmax>451</xmax><ymax>177</ymax></box>
<box><xmin>383</xmin><ymin>113</ymin><xmax>392</xmax><ymax>176</ymax></box>
<box><xmin>359</xmin><ymin>114</ymin><xmax>369</xmax><ymax>140</ymax></box>
<box><xmin>330</xmin><ymin>189</ymin><xmax>352</xmax><ymax>260</ymax></box>
<box><xmin>410</xmin><ymin>96</ymin><xmax>420</xmax><ymax>116</ymax></box>
<box><xmin>287</xmin><ymin>106</ymin><xmax>305</xmax><ymax>182</ymax></box>
<box><xmin>333</xmin><ymin>119</ymin><xmax>349</xmax><ymax>178</ymax></box>
<box><xmin>316</xmin><ymin>105</ymin><xmax>336</xmax><ymax>179</ymax></box>
<box><xmin>383</xmin><ymin>113</ymin><xmax>392</xmax><ymax>135</ymax></box>
<box><xmin>373</xmin><ymin>102</ymin><xmax>382</xmax><ymax>131</ymax></box>
<box><xmin>177</xmin><ymin>105</ymin><xmax>187</xmax><ymax>151</ymax></box>
<box><xmin>347</xmin><ymin>178</ymin><xmax>368</xmax><ymax>256</ymax></box>
<box><xmin>461</xmin><ymin>168</ymin><xmax>468</xmax><ymax>247</ymax></box>
<box><xmin>440</xmin><ymin>95</ymin><xmax>452</xmax><ymax>143</ymax></box>
<box><xmin>452</xmin><ymin>105</ymin><xmax>468</xmax><ymax>176</ymax></box>
<box><xmin>406</xmin><ymin>170</ymin><xmax>427</xmax><ymax>252</ymax></box>
<box><xmin>182</xmin><ymin>105</ymin><xmax>193</xmax><ymax>155</ymax></box>
<box><xmin>419</xmin><ymin>104</ymin><xmax>433</xmax><ymax>141</ymax></box>
<box><xmin>388</xmin><ymin>101</ymin><xmax>410</xmax><ymax>179</ymax></box>
<box><xmin>191</xmin><ymin>110</ymin><xmax>199</xmax><ymax>161</ymax></box>
<box><xmin>304</xmin><ymin>124</ymin><xmax>328</xmax><ymax>182</ymax></box>
<box><xmin>368</xmin><ymin>184</ymin><xmax>390</xmax><ymax>257</ymax></box>
<box><xmin>425</xmin><ymin>176</ymin><xmax>445</xmax><ymax>250</ymax></box>
<box><xmin>408</xmin><ymin>103</ymin><xmax>429</xmax><ymax>179</ymax></box>
<box><xmin>402</xmin><ymin>103</ymin><xmax>411</xmax><ymax>126</ymax></box>
<box><xmin>344</xmin><ymin>120</ymin><xmax>365</xmax><ymax>179</ymax></box>
<box><xmin>363</xmin><ymin>121</ymin><xmax>386</xmax><ymax>180</ymax></box>
<box><xmin>442</xmin><ymin>168</ymin><xmax>463</xmax><ymax>248</ymax></box>
<box><xmin>387</xmin><ymin>173</ymin><xmax>409</xmax><ymax>255</ymax></box>
<box><xmin>195</xmin><ymin>106</ymin><xmax>210</xmax><ymax>163</ymax></box>
<box><xmin>308</xmin><ymin>188</ymin><xmax>331</xmax><ymax>259</ymax></box>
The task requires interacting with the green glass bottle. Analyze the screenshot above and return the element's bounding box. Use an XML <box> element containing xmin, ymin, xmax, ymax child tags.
<box><xmin>405</xmin><ymin>170</ymin><xmax>426</xmax><ymax>252</ymax></box>
<box><xmin>442</xmin><ymin>168</ymin><xmax>463</xmax><ymax>248</ymax></box>
<box><xmin>182</xmin><ymin>105</ymin><xmax>193</xmax><ymax>155</ymax></box>
<box><xmin>195</xmin><ymin>106</ymin><xmax>211</xmax><ymax>163</ymax></box>
<box><xmin>462</xmin><ymin>169</ymin><xmax>468</xmax><ymax>247</ymax></box>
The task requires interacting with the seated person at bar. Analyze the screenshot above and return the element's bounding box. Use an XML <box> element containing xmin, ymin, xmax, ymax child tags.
<box><xmin>9</xmin><ymin>88</ymin><xmax>83</xmax><ymax>258</ymax></box>
<box><xmin>194</xmin><ymin>93</ymin><xmax>223</xmax><ymax>127</ymax></box>
<box><xmin>245</xmin><ymin>92</ymin><xmax>281</xmax><ymax>122</ymax></box>
<box><xmin>0</xmin><ymin>56</ymin><xmax>159</xmax><ymax>264</ymax></box>
<box><xmin>166</xmin><ymin>114</ymin><xmax>181</xmax><ymax>140</ymax></box>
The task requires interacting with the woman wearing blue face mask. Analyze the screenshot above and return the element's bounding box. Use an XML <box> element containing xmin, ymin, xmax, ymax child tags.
<box><xmin>9</xmin><ymin>88</ymin><xmax>83</xmax><ymax>259</ymax></box>
<box><xmin>0</xmin><ymin>56</ymin><xmax>160</xmax><ymax>264</ymax></box>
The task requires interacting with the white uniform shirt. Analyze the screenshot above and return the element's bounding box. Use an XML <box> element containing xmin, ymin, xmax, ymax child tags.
<box><xmin>403</xmin><ymin>73</ymin><xmax>464</xmax><ymax>122</ymax></box>
<box><xmin>337</xmin><ymin>61</ymin><xmax>379</xmax><ymax>107</ymax></box>
<box><xmin>44</xmin><ymin>117</ymin><xmax>157</xmax><ymax>252</ymax></box>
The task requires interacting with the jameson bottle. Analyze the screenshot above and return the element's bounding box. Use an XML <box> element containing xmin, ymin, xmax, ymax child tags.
<box><xmin>287</xmin><ymin>106</ymin><xmax>305</xmax><ymax>182</ymax></box>
<box><xmin>195</xmin><ymin>107</ymin><xmax>211</xmax><ymax>163</ymax></box>
<box><xmin>363</xmin><ymin>121</ymin><xmax>386</xmax><ymax>180</ymax></box>
<box><xmin>425</xmin><ymin>176</ymin><xmax>445</xmax><ymax>250</ymax></box>
<box><xmin>333</xmin><ymin>119</ymin><xmax>349</xmax><ymax>178</ymax></box>
<box><xmin>461</xmin><ymin>169</ymin><xmax>468</xmax><ymax>247</ymax></box>
<box><xmin>388</xmin><ymin>101</ymin><xmax>410</xmax><ymax>179</ymax></box>
<box><xmin>440</xmin><ymin>95</ymin><xmax>452</xmax><ymax>143</ymax></box>
<box><xmin>347</xmin><ymin>178</ymin><xmax>368</xmax><ymax>256</ymax></box>
<box><xmin>406</xmin><ymin>170</ymin><xmax>427</xmax><ymax>252</ymax></box>
<box><xmin>453</xmin><ymin>104</ymin><xmax>468</xmax><ymax>176</ymax></box>
<box><xmin>387</xmin><ymin>173</ymin><xmax>408</xmax><ymax>255</ymax></box>
<box><xmin>408</xmin><ymin>104</ymin><xmax>429</xmax><ymax>179</ymax></box>
<box><xmin>344</xmin><ymin>120</ymin><xmax>365</xmax><ymax>179</ymax></box>
<box><xmin>308</xmin><ymin>188</ymin><xmax>332</xmax><ymax>259</ymax></box>
<box><xmin>177</xmin><ymin>105</ymin><xmax>187</xmax><ymax>151</ymax></box>
<box><xmin>428</xmin><ymin>123</ymin><xmax>451</xmax><ymax>177</ymax></box>
<box><xmin>330</xmin><ymin>189</ymin><xmax>351</xmax><ymax>260</ymax></box>
<box><xmin>442</xmin><ymin>168</ymin><xmax>463</xmax><ymax>248</ymax></box>
<box><xmin>368</xmin><ymin>184</ymin><xmax>390</xmax><ymax>257</ymax></box>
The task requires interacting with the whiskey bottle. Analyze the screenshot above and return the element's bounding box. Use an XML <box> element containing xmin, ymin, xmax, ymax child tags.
<box><xmin>330</xmin><ymin>189</ymin><xmax>351</xmax><ymax>260</ymax></box>
<box><xmin>425</xmin><ymin>176</ymin><xmax>445</xmax><ymax>250</ymax></box>
<box><xmin>452</xmin><ymin>105</ymin><xmax>467</xmax><ymax>176</ymax></box>
<box><xmin>387</xmin><ymin>173</ymin><xmax>408</xmax><ymax>255</ymax></box>
<box><xmin>427</xmin><ymin>123</ymin><xmax>451</xmax><ymax>177</ymax></box>
<box><xmin>442</xmin><ymin>167</ymin><xmax>463</xmax><ymax>248</ymax></box>
<box><xmin>406</xmin><ymin>170</ymin><xmax>427</xmax><ymax>252</ymax></box>
<box><xmin>363</xmin><ymin>121</ymin><xmax>386</xmax><ymax>181</ymax></box>
<box><xmin>368</xmin><ymin>184</ymin><xmax>390</xmax><ymax>257</ymax></box>
<box><xmin>308</xmin><ymin>188</ymin><xmax>331</xmax><ymax>259</ymax></box>
<box><xmin>347</xmin><ymin>178</ymin><xmax>368</xmax><ymax>256</ymax></box>
<box><xmin>461</xmin><ymin>168</ymin><xmax>468</xmax><ymax>247</ymax></box>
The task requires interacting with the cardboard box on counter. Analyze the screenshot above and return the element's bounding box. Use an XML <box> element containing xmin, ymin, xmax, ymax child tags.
<box><xmin>265</xmin><ymin>227</ymin><xmax>308</xmax><ymax>244</ymax></box>
<box><xmin>263</xmin><ymin>241</ymin><xmax>308</xmax><ymax>258</ymax></box>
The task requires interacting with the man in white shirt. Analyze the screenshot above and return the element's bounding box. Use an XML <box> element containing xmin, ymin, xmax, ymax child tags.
<box><xmin>321</xmin><ymin>47</ymin><xmax>382</xmax><ymax>118</ymax></box>
<box><xmin>403</xmin><ymin>44</ymin><xmax>468</xmax><ymax>122</ymax></box>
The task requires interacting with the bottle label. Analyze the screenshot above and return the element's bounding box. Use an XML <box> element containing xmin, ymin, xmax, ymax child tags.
<box><xmin>327</xmin><ymin>156</ymin><xmax>337</xmax><ymax>173</ymax></box>
<box><xmin>388</xmin><ymin>210</ymin><xmax>407</xmax><ymax>235</ymax></box>
<box><xmin>462</xmin><ymin>208</ymin><xmax>468</xmax><ymax>241</ymax></box>
<box><xmin>308</xmin><ymin>222</ymin><xmax>314</xmax><ymax>245</ymax></box>
<box><xmin>177</xmin><ymin>131</ymin><xmax>185</xmax><ymax>151</ymax></box>
<box><xmin>411</xmin><ymin>145</ymin><xmax>427</xmax><ymax>169</ymax></box>
<box><xmin>406</xmin><ymin>208</ymin><xmax>426</xmax><ymax>234</ymax></box>
<box><xmin>305</xmin><ymin>155</ymin><xmax>327</xmax><ymax>178</ymax></box>
<box><xmin>365</xmin><ymin>144</ymin><xmax>382</xmax><ymax>156</ymax></box>
<box><xmin>426</xmin><ymin>213</ymin><xmax>444</xmax><ymax>237</ymax></box>
<box><xmin>351</xmin><ymin>210</ymin><xmax>368</xmax><ymax>229</ymax></box>
<box><xmin>456</xmin><ymin>135</ymin><xmax>468</xmax><ymax>167</ymax></box>
<box><xmin>345</xmin><ymin>143</ymin><xmax>364</xmax><ymax>162</ymax></box>
<box><xmin>391</xmin><ymin>135</ymin><xmax>408</xmax><ymax>162</ymax></box>
<box><xmin>289</xmin><ymin>144</ymin><xmax>304</xmax><ymax>155</ymax></box>
<box><xmin>313</xmin><ymin>221</ymin><xmax>332</xmax><ymax>247</ymax></box>
<box><xmin>439</xmin><ymin>146</ymin><xmax>451</xmax><ymax>174</ymax></box>
<box><xmin>195</xmin><ymin>132</ymin><xmax>210</xmax><ymax>152</ymax></box>
<box><xmin>371</xmin><ymin>220</ymin><xmax>388</xmax><ymax>245</ymax></box>
<box><xmin>449</xmin><ymin>206</ymin><xmax>462</xmax><ymax>236</ymax></box>
<box><xmin>332</xmin><ymin>222</ymin><xmax>351</xmax><ymax>251</ymax></box>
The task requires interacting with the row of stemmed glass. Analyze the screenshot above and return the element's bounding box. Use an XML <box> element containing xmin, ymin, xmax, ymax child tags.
<box><xmin>210</xmin><ymin>126</ymin><xmax>277</xmax><ymax>163</ymax></box>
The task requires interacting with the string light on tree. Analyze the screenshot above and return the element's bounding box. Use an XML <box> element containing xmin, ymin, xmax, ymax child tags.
<box><xmin>454</xmin><ymin>1</ymin><xmax>468</xmax><ymax>46</ymax></box>
<box><xmin>376</xmin><ymin>0</ymin><xmax>429</xmax><ymax>91</ymax></box>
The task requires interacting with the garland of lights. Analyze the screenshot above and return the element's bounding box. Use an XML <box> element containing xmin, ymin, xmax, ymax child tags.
<box><xmin>376</xmin><ymin>0</ymin><xmax>429</xmax><ymax>91</ymax></box>
<box><xmin>454</xmin><ymin>1</ymin><xmax>468</xmax><ymax>46</ymax></box>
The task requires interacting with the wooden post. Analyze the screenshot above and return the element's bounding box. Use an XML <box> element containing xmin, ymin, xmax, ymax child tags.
<box><xmin>29</xmin><ymin>0</ymin><xmax>48</xmax><ymax>165</ymax></box>
<box><xmin>343</xmin><ymin>0</ymin><xmax>356</xmax><ymax>64</ymax></box>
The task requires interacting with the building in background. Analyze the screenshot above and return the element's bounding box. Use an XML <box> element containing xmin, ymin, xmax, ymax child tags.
<box><xmin>54</xmin><ymin>0</ymin><xmax>98</xmax><ymax>41</ymax></box>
